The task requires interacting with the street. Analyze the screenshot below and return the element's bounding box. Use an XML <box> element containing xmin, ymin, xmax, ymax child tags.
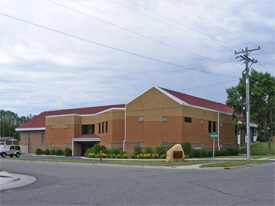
<box><xmin>0</xmin><ymin>160</ymin><xmax>274</xmax><ymax>206</ymax></box>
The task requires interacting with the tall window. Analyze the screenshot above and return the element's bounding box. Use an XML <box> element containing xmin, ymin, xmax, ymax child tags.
<box><xmin>102</xmin><ymin>122</ymin><xmax>104</xmax><ymax>134</ymax></box>
<box><xmin>42</xmin><ymin>133</ymin><xmax>44</xmax><ymax>143</ymax></box>
<box><xmin>235</xmin><ymin>125</ymin><xmax>238</xmax><ymax>135</ymax></box>
<box><xmin>213</xmin><ymin>121</ymin><xmax>216</xmax><ymax>133</ymax></box>
<box><xmin>105</xmin><ymin>121</ymin><xmax>108</xmax><ymax>133</ymax></box>
<box><xmin>208</xmin><ymin>121</ymin><xmax>212</xmax><ymax>133</ymax></box>
<box><xmin>28</xmin><ymin>133</ymin><xmax>30</xmax><ymax>144</ymax></box>
<box><xmin>82</xmin><ymin>124</ymin><xmax>95</xmax><ymax>135</ymax></box>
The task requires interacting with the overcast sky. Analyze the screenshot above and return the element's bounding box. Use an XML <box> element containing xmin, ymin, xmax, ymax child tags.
<box><xmin>1</xmin><ymin>0</ymin><xmax>274</xmax><ymax>117</ymax></box>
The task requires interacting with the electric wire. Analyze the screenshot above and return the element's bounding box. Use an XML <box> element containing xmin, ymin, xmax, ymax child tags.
<box><xmin>0</xmin><ymin>12</ymin><xmax>237</xmax><ymax>78</ymax></box>
<box><xmin>111</xmin><ymin>0</ymin><xmax>233</xmax><ymax>50</ymax></box>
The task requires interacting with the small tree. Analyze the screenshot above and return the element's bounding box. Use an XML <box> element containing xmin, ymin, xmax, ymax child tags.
<box><xmin>182</xmin><ymin>142</ymin><xmax>192</xmax><ymax>157</ymax></box>
<box><xmin>134</xmin><ymin>145</ymin><xmax>142</xmax><ymax>155</ymax></box>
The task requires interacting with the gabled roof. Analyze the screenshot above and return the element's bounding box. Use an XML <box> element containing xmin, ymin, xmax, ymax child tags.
<box><xmin>16</xmin><ymin>104</ymin><xmax>125</xmax><ymax>131</ymax></box>
<box><xmin>159</xmin><ymin>87</ymin><xmax>233</xmax><ymax>114</ymax></box>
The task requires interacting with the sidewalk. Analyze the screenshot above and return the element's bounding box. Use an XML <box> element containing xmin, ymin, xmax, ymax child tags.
<box><xmin>0</xmin><ymin>171</ymin><xmax>36</xmax><ymax>191</ymax></box>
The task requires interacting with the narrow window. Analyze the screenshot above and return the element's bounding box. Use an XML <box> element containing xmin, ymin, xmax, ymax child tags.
<box><xmin>213</xmin><ymin>121</ymin><xmax>216</xmax><ymax>133</ymax></box>
<box><xmin>105</xmin><ymin>121</ymin><xmax>108</xmax><ymax>133</ymax></box>
<box><xmin>42</xmin><ymin>133</ymin><xmax>44</xmax><ymax>143</ymax></box>
<box><xmin>220</xmin><ymin>122</ymin><xmax>222</xmax><ymax>128</ymax></box>
<box><xmin>64</xmin><ymin>143</ymin><xmax>66</xmax><ymax>147</ymax></box>
<box><xmin>52</xmin><ymin>125</ymin><xmax>54</xmax><ymax>130</ymax></box>
<box><xmin>64</xmin><ymin>124</ymin><xmax>67</xmax><ymax>129</ymax></box>
<box><xmin>208</xmin><ymin>121</ymin><xmax>212</xmax><ymax>133</ymax></box>
<box><xmin>51</xmin><ymin>143</ymin><xmax>54</xmax><ymax>148</ymax></box>
<box><xmin>138</xmin><ymin>142</ymin><xmax>143</xmax><ymax>147</ymax></box>
<box><xmin>163</xmin><ymin>116</ymin><xmax>168</xmax><ymax>122</ymax></box>
<box><xmin>98</xmin><ymin>123</ymin><xmax>101</xmax><ymax>134</ymax></box>
<box><xmin>185</xmin><ymin>117</ymin><xmax>192</xmax><ymax>123</ymax></box>
<box><xmin>138</xmin><ymin>116</ymin><xmax>144</xmax><ymax>123</ymax></box>
<box><xmin>102</xmin><ymin>122</ymin><xmax>104</xmax><ymax>134</ymax></box>
<box><xmin>28</xmin><ymin>133</ymin><xmax>30</xmax><ymax>144</ymax></box>
<box><xmin>201</xmin><ymin>119</ymin><xmax>203</xmax><ymax>125</ymax></box>
<box><xmin>235</xmin><ymin>125</ymin><xmax>238</xmax><ymax>135</ymax></box>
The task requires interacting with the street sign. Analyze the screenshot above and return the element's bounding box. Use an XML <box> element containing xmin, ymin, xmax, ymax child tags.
<box><xmin>210</xmin><ymin>132</ymin><xmax>218</xmax><ymax>137</ymax></box>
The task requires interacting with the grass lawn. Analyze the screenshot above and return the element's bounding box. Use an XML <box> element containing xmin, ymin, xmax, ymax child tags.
<box><xmin>3</xmin><ymin>158</ymin><xmax>210</xmax><ymax>167</ymax></box>
<box><xmin>239</xmin><ymin>142</ymin><xmax>275</xmax><ymax>155</ymax></box>
<box><xmin>200</xmin><ymin>160</ymin><xmax>269</xmax><ymax>168</ymax></box>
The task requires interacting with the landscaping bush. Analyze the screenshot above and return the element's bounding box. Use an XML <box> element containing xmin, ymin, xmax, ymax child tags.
<box><xmin>63</xmin><ymin>147</ymin><xmax>72</xmax><ymax>156</ymax></box>
<box><xmin>257</xmin><ymin>136</ymin><xmax>268</xmax><ymax>142</ymax></box>
<box><xmin>119</xmin><ymin>150</ymin><xmax>127</xmax><ymax>155</ymax></box>
<box><xmin>55</xmin><ymin>148</ymin><xmax>63</xmax><ymax>156</ymax></box>
<box><xmin>160</xmin><ymin>154</ymin><xmax>166</xmax><ymax>159</ymax></box>
<box><xmin>44</xmin><ymin>148</ymin><xmax>50</xmax><ymax>155</ymax></box>
<box><xmin>130</xmin><ymin>154</ymin><xmax>136</xmax><ymax>159</ymax></box>
<box><xmin>155</xmin><ymin>145</ymin><xmax>166</xmax><ymax>156</ymax></box>
<box><xmin>182</xmin><ymin>142</ymin><xmax>193</xmax><ymax>157</ymax></box>
<box><xmin>193</xmin><ymin>149</ymin><xmax>202</xmax><ymax>158</ymax></box>
<box><xmin>50</xmin><ymin>148</ymin><xmax>55</xmax><ymax>155</ymax></box>
<box><xmin>145</xmin><ymin>146</ymin><xmax>153</xmax><ymax>154</ymax></box>
<box><xmin>215</xmin><ymin>150</ymin><xmax>228</xmax><ymax>156</ymax></box>
<box><xmin>110</xmin><ymin>148</ymin><xmax>122</xmax><ymax>155</ymax></box>
<box><xmin>134</xmin><ymin>145</ymin><xmax>143</xmax><ymax>155</ymax></box>
<box><xmin>35</xmin><ymin>148</ymin><xmax>44</xmax><ymax>155</ymax></box>
<box><xmin>226</xmin><ymin>148</ymin><xmax>238</xmax><ymax>156</ymax></box>
<box><xmin>239</xmin><ymin>147</ymin><xmax>247</xmax><ymax>155</ymax></box>
<box><xmin>152</xmin><ymin>154</ymin><xmax>159</xmax><ymax>159</ymax></box>
<box><xmin>122</xmin><ymin>153</ymin><xmax>129</xmax><ymax>159</ymax></box>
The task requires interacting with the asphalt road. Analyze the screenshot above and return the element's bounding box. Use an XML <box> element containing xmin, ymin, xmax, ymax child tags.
<box><xmin>0</xmin><ymin>160</ymin><xmax>274</xmax><ymax>206</ymax></box>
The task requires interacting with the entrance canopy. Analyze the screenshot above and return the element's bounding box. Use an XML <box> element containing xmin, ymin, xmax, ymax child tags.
<box><xmin>72</xmin><ymin>135</ymin><xmax>101</xmax><ymax>156</ymax></box>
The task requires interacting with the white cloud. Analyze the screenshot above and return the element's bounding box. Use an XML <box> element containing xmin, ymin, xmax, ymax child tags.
<box><xmin>0</xmin><ymin>0</ymin><xmax>274</xmax><ymax>116</ymax></box>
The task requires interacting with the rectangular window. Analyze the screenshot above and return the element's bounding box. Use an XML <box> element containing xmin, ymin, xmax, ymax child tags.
<box><xmin>52</xmin><ymin>125</ymin><xmax>54</xmax><ymax>130</ymax></box>
<box><xmin>163</xmin><ymin>116</ymin><xmax>168</xmax><ymax>122</ymax></box>
<box><xmin>201</xmin><ymin>119</ymin><xmax>203</xmax><ymax>125</ymax></box>
<box><xmin>64</xmin><ymin>124</ymin><xmax>67</xmax><ymax>129</ymax></box>
<box><xmin>28</xmin><ymin>133</ymin><xmax>30</xmax><ymax>144</ymax></box>
<box><xmin>220</xmin><ymin>122</ymin><xmax>222</xmax><ymax>128</ymax></box>
<box><xmin>102</xmin><ymin>122</ymin><xmax>104</xmax><ymax>134</ymax></box>
<box><xmin>138</xmin><ymin>142</ymin><xmax>143</xmax><ymax>147</ymax></box>
<box><xmin>208</xmin><ymin>121</ymin><xmax>212</xmax><ymax>133</ymax></box>
<box><xmin>98</xmin><ymin>123</ymin><xmax>101</xmax><ymax>134</ymax></box>
<box><xmin>42</xmin><ymin>133</ymin><xmax>44</xmax><ymax>143</ymax></box>
<box><xmin>51</xmin><ymin>143</ymin><xmax>54</xmax><ymax>148</ymax></box>
<box><xmin>185</xmin><ymin>117</ymin><xmax>192</xmax><ymax>123</ymax></box>
<box><xmin>138</xmin><ymin>116</ymin><xmax>144</xmax><ymax>123</ymax></box>
<box><xmin>82</xmin><ymin>124</ymin><xmax>95</xmax><ymax>135</ymax></box>
<box><xmin>213</xmin><ymin>121</ymin><xmax>216</xmax><ymax>133</ymax></box>
<box><xmin>235</xmin><ymin>125</ymin><xmax>238</xmax><ymax>135</ymax></box>
<box><xmin>163</xmin><ymin>142</ymin><xmax>167</xmax><ymax>147</ymax></box>
<box><xmin>105</xmin><ymin>121</ymin><xmax>108</xmax><ymax>133</ymax></box>
<box><xmin>64</xmin><ymin>143</ymin><xmax>66</xmax><ymax>147</ymax></box>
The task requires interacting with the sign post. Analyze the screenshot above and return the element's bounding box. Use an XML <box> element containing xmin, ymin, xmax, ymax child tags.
<box><xmin>210</xmin><ymin>132</ymin><xmax>218</xmax><ymax>165</ymax></box>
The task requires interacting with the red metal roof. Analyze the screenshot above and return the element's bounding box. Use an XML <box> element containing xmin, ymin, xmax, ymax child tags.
<box><xmin>17</xmin><ymin>104</ymin><xmax>125</xmax><ymax>130</ymax></box>
<box><xmin>160</xmin><ymin>87</ymin><xmax>233</xmax><ymax>114</ymax></box>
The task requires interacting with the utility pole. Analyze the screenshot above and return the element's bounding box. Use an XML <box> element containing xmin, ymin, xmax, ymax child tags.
<box><xmin>235</xmin><ymin>46</ymin><xmax>260</xmax><ymax>161</ymax></box>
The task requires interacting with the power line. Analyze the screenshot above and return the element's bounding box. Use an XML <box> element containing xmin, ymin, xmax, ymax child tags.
<box><xmin>0</xmin><ymin>12</ymin><xmax>237</xmax><ymax>78</ymax></box>
<box><xmin>166</xmin><ymin>0</ymin><xmax>260</xmax><ymax>48</ymax></box>
<box><xmin>127</xmin><ymin>0</ymin><xmax>240</xmax><ymax>50</ymax></box>
<box><xmin>111</xmin><ymin>0</ymin><xmax>233</xmax><ymax>50</ymax></box>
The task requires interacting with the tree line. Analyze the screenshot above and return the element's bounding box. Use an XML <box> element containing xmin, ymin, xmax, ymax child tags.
<box><xmin>0</xmin><ymin>110</ymin><xmax>35</xmax><ymax>140</ymax></box>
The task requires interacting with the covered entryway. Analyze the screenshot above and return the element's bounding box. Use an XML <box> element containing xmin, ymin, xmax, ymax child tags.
<box><xmin>72</xmin><ymin>135</ymin><xmax>101</xmax><ymax>156</ymax></box>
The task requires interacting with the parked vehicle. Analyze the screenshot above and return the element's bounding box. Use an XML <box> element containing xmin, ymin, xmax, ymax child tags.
<box><xmin>0</xmin><ymin>145</ymin><xmax>21</xmax><ymax>158</ymax></box>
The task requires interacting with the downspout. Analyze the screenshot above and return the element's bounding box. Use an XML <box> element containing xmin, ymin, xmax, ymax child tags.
<box><xmin>123</xmin><ymin>106</ymin><xmax>126</xmax><ymax>151</ymax></box>
<box><xmin>218</xmin><ymin>112</ymin><xmax>220</xmax><ymax>151</ymax></box>
<box><xmin>72</xmin><ymin>139</ymin><xmax>74</xmax><ymax>156</ymax></box>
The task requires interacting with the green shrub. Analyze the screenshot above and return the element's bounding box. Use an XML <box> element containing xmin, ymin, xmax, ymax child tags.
<box><xmin>160</xmin><ymin>154</ymin><xmax>166</xmax><ymax>159</ymax></box>
<box><xmin>215</xmin><ymin>150</ymin><xmax>228</xmax><ymax>156</ymax></box>
<box><xmin>55</xmin><ymin>148</ymin><xmax>63</xmax><ymax>156</ymax></box>
<box><xmin>152</xmin><ymin>154</ymin><xmax>159</xmax><ymax>159</ymax></box>
<box><xmin>226</xmin><ymin>148</ymin><xmax>238</xmax><ymax>156</ymax></box>
<box><xmin>134</xmin><ymin>145</ymin><xmax>143</xmax><ymax>155</ymax></box>
<box><xmin>182</xmin><ymin>142</ymin><xmax>193</xmax><ymax>158</ymax></box>
<box><xmin>155</xmin><ymin>145</ymin><xmax>166</xmax><ymax>156</ymax></box>
<box><xmin>257</xmin><ymin>136</ymin><xmax>268</xmax><ymax>142</ymax></box>
<box><xmin>119</xmin><ymin>150</ymin><xmax>127</xmax><ymax>155</ymax></box>
<box><xmin>35</xmin><ymin>148</ymin><xmax>44</xmax><ymax>155</ymax></box>
<box><xmin>44</xmin><ymin>148</ymin><xmax>50</xmax><ymax>155</ymax></box>
<box><xmin>239</xmin><ymin>147</ymin><xmax>247</xmax><ymax>154</ymax></box>
<box><xmin>111</xmin><ymin>154</ymin><xmax>116</xmax><ymax>158</ymax></box>
<box><xmin>106</xmin><ymin>154</ymin><xmax>111</xmax><ymax>158</ymax></box>
<box><xmin>63</xmin><ymin>147</ymin><xmax>72</xmax><ymax>156</ymax></box>
<box><xmin>193</xmin><ymin>149</ymin><xmax>202</xmax><ymax>158</ymax></box>
<box><xmin>130</xmin><ymin>154</ymin><xmax>136</xmax><ymax>159</ymax></box>
<box><xmin>50</xmin><ymin>148</ymin><xmax>56</xmax><ymax>155</ymax></box>
<box><xmin>185</xmin><ymin>155</ymin><xmax>189</xmax><ymax>158</ymax></box>
<box><xmin>110</xmin><ymin>148</ymin><xmax>122</xmax><ymax>155</ymax></box>
<box><xmin>145</xmin><ymin>146</ymin><xmax>153</xmax><ymax>154</ymax></box>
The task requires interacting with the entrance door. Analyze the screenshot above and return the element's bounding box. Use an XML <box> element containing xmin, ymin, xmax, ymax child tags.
<box><xmin>81</xmin><ymin>143</ymin><xmax>94</xmax><ymax>156</ymax></box>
